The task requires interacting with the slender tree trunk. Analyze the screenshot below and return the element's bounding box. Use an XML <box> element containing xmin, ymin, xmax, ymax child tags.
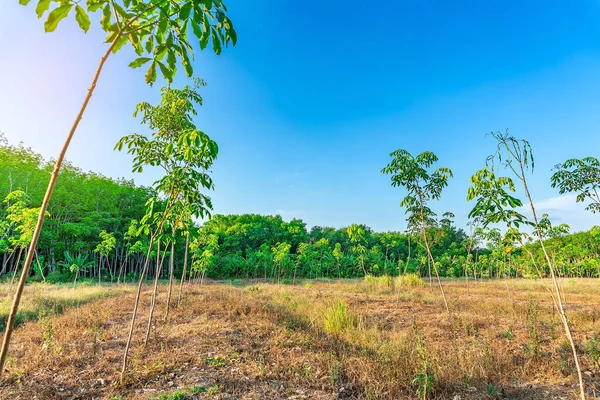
<box><xmin>8</xmin><ymin>248</ymin><xmax>24</xmax><ymax>294</ymax></box>
<box><xmin>164</xmin><ymin>241</ymin><xmax>175</xmax><ymax>322</ymax></box>
<box><xmin>418</xmin><ymin>198</ymin><xmax>449</xmax><ymax>314</ymax></box>
<box><xmin>121</xmin><ymin>233</ymin><xmax>156</xmax><ymax>378</ymax></box>
<box><xmin>144</xmin><ymin>240</ymin><xmax>167</xmax><ymax>345</ymax></box>
<box><xmin>0</xmin><ymin>35</ymin><xmax>121</xmax><ymax>375</ymax></box>
<box><xmin>177</xmin><ymin>233</ymin><xmax>190</xmax><ymax>306</ymax></box>
<box><xmin>518</xmin><ymin>161</ymin><xmax>585</xmax><ymax>400</ymax></box>
<box><xmin>34</xmin><ymin>250</ymin><xmax>45</xmax><ymax>283</ymax></box>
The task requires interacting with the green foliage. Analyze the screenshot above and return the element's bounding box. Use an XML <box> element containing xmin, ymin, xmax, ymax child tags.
<box><xmin>552</xmin><ymin>157</ymin><xmax>600</xmax><ymax>213</ymax></box>
<box><xmin>24</xmin><ymin>0</ymin><xmax>237</xmax><ymax>85</ymax></box>
<box><xmin>116</xmin><ymin>81</ymin><xmax>217</xmax><ymax>242</ymax></box>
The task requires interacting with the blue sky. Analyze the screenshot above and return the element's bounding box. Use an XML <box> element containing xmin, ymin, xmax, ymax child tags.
<box><xmin>1</xmin><ymin>0</ymin><xmax>600</xmax><ymax>233</ymax></box>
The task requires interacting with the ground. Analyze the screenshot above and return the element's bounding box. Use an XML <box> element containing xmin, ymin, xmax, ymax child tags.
<box><xmin>0</xmin><ymin>278</ymin><xmax>599</xmax><ymax>399</ymax></box>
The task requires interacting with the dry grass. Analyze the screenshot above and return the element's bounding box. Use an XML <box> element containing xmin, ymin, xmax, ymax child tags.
<box><xmin>0</xmin><ymin>282</ymin><xmax>130</xmax><ymax>331</ymax></box>
<box><xmin>0</xmin><ymin>278</ymin><xmax>600</xmax><ymax>399</ymax></box>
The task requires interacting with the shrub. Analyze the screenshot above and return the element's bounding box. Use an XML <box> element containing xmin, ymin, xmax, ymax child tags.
<box><xmin>400</xmin><ymin>274</ymin><xmax>425</xmax><ymax>288</ymax></box>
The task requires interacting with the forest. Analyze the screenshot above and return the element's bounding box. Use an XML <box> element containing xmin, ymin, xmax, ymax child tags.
<box><xmin>2</xmin><ymin>134</ymin><xmax>600</xmax><ymax>285</ymax></box>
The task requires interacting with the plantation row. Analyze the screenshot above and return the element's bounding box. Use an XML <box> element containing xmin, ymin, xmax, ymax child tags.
<box><xmin>2</xmin><ymin>135</ymin><xmax>600</xmax><ymax>284</ymax></box>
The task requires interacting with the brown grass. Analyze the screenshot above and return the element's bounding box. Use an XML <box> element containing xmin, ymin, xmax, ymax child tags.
<box><xmin>1</xmin><ymin>278</ymin><xmax>600</xmax><ymax>399</ymax></box>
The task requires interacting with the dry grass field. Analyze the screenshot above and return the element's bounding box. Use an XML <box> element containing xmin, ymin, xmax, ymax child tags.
<box><xmin>0</xmin><ymin>278</ymin><xmax>600</xmax><ymax>399</ymax></box>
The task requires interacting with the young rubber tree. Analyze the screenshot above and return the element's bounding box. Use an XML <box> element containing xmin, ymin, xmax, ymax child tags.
<box><xmin>2</xmin><ymin>191</ymin><xmax>49</xmax><ymax>290</ymax></box>
<box><xmin>1</xmin><ymin>0</ymin><xmax>236</xmax><ymax>374</ymax></box>
<box><xmin>116</xmin><ymin>81</ymin><xmax>218</xmax><ymax>376</ymax></box>
<box><xmin>381</xmin><ymin>149</ymin><xmax>453</xmax><ymax>313</ymax></box>
<box><xmin>347</xmin><ymin>224</ymin><xmax>368</xmax><ymax>276</ymax></box>
<box><xmin>484</xmin><ymin>130</ymin><xmax>585</xmax><ymax>400</ymax></box>
<box><xmin>551</xmin><ymin>157</ymin><xmax>600</xmax><ymax>214</ymax></box>
<box><xmin>94</xmin><ymin>230</ymin><xmax>116</xmax><ymax>282</ymax></box>
<box><xmin>271</xmin><ymin>242</ymin><xmax>291</xmax><ymax>282</ymax></box>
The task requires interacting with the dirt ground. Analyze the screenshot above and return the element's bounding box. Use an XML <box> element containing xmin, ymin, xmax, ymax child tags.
<box><xmin>0</xmin><ymin>278</ymin><xmax>599</xmax><ymax>399</ymax></box>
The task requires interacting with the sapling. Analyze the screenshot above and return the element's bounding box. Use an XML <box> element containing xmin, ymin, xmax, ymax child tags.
<box><xmin>382</xmin><ymin>149</ymin><xmax>453</xmax><ymax>313</ymax></box>
<box><xmin>475</xmin><ymin>130</ymin><xmax>585</xmax><ymax>400</ymax></box>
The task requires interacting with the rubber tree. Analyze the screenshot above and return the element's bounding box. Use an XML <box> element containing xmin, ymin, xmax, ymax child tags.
<box><xmin>484</xmin><ymin>131</ymin><xmax>585</xmax><ymax>400</ymax></box>
<box><xmin>116</xmin><ymin>81</ymin><xmax>218</xmax><ymax>376</ymax></box>
<box><xmin>552</xmin><ymin>156</ymin><xmax>600</xmax><ymax>213</ymax></box>
<box><xmin>0</xmin><ymin>0</ymin><xmax>236</xmax><ymax>375</ymax></box>
<box><xmin>347</xmin><ymin>224</ymin><xmax>368</xmax><ymax>277</ymax></box>
<box><xmin>381</xmin><ymin>149</ymin><xmax>453</xmax><ymax>313</ymax></box>
<box><xmin>94</xmin><ymin>230</ymin><xmax>116</xmax><ymax>282</ymax></box>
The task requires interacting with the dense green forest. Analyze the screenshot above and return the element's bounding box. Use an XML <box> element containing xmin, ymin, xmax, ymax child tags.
<box><xmin>2</xmin><ymin>134</ymin><xmax>600</xmax><ymax>283</ymax></box>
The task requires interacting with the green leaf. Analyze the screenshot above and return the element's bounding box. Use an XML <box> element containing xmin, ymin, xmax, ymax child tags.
<box><xmin>112</xmin><ymin>35</ymin><xmax>129</xmax><ymax>53</ymax></box>
<box><xmin>211</xmin><ymin>28</ymin><xmax>221</xmax><ymax>55</ymax></box>
<box><xmin>35</xmin><ymin>0</ymin><xmax>51</xmax><ymax>18</ymax></box>
<box><xmin>179</xmin><ymin>2</ymin><xmax>192</xmax><ymax>20</ymax></box>
<box><xmin>44</xmin><ymin>4</ymin><xmax>72</xmax><ymax>32</ymax></box>
<box><xmin>180</xmin><ymin>48</ymin><xmax>193</xmax><ymax>77</ymax></box>
<box><xmin>19</xmin><ymin>0</ymin><xmax>31</xmax><ymax>5</ymax></box>
<box><xmin>88</xmin><ymin>3</ymin><xmax>103</xmax><ymax>12</ymax></box>
<box><xmin>157</xmin><ymin>62</ymin><xmax>173</xmax><ymax>84</ymax></box>
<box><xmin>129</xmin><ymin>57</ymin><xmax>152</xmax><ymax>68</ymax></box>
<box><xmin>191</xmin><ymin>20</ymin><xmax>203</xmax><ymax>39</ymax></box>
<box><xmin>100</xmin><ymin>5</ymin><xmax>112</xmax><ymax>31</ymax></box>
<box><xmin>145</xmin><ymin>61</ymin><xmax>157</xmax><ymax>85</ymax></box>
<box><xmin>75</xmin><ymin>5</ymin><xmax>91</xmax><ymax>33</ymax></box>
<box><xmin>145</xmin><ymin>36</ymin><xmax>154</xmax><ymax>53</ymax></box>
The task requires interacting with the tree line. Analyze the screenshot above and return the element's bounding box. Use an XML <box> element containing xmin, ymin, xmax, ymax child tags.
<box><xmin>3</xmin><ymin>136</ymin><xmax>600</xmax><ymax>284</ymax></box>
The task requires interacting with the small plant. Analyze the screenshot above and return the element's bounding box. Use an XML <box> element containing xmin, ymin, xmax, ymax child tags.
<box><xmin>585</xmin><ymin>334</ymin><xmax>600</xmax><ymax>368</ymax></box>
<box><xmin>412</xmin><ymin>322</ymin><xmax>435</xmax><ymax>400</ymax></box>
<box><xmin>204</xmin><ymin>355</ymin><xmax>226</xmax><ymax>368</ymax></box>
<box><xmin>206</xmin><ymin>385</ymin><xmax>220</xmax><ymax>395</ymax></box>
<box><xmin>323</xmin><ymin>300</ymin><xmax>355</xmax><ymax>335</ymax></box>
<box><xmin>486</xmin><ymin>383</ymin><xmax>501</xmax><ymax>399</ymax></box>
<box><xmin>503</xmin><ymin>326</ymin><xmax>515</xmax><ymax>341</ymax></box>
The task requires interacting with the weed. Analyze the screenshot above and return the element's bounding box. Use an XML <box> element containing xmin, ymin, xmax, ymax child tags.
<box><xmin>204</xmin><ymin>355</ymin><xmax>226</xmax><ymax>368</ymax></box>
<box><xmin>502</xmin><ymin>326</ymin><xmax>515</xmax><ymax>341</ymax></box>
<box><xmin>323</xmin><ymin>300</ymin><xmax>355</xmax><ymax>335</ymax></box>
<box><xmin>585</xmin><ymin>334</ymin><xmax>600</xmax><ymax>368</ymax></box>
<box><xmin>411</xmin><ymin>322</ymin><xmax>435</xmax><ymax>400</ymax></box>
<box><xmin>486</xmin><ymin>383</ymin><xmax>501</xmax><ymax>399</ymax></box>
<box><xmin>206</xmin><ymin>385</ymin><xmax>220</xmax><ymax>395</ymax></box>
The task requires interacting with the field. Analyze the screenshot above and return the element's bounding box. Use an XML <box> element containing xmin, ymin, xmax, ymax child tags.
<box><xmin>0</xmin><ymin>278</ymin><xmax>600</xmax><ymax>399</ymax></box>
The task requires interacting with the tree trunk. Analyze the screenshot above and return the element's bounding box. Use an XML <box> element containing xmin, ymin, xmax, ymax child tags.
<box><xmin>121</xmin><ymin>233</ymin><xmax>156</xmax><ymax>378</ymax></box>
<box><xmin>164</xmin><ymin>241</ymin><xmax>175</xmax><ymax>322</ymax></box>
<box><xmin>177</xmin><ymin>233</ymin><xmax>190</xmax><ymax>306</ymax></box>
<box><xmin>518</xmin><ymin>159</ymin><xmax>585</xmax><ymax>400</ymax></box>
<box><xmin>144</xmin><ymin>240</ymin><xmax>168</xmax><ymax>345</ymax></box>
<box><xmin>8</xmin><ymin>248</ymin><xmax>24</xmax><ymax>294</ymax></box>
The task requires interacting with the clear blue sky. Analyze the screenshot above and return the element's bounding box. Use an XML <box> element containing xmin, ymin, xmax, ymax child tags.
<box><xmin>1</xmin><ymin>0</ymin><xmax>600</xmax><ymax>232</ymax></box>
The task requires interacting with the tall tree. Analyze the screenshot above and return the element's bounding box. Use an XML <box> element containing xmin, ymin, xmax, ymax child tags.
<box><xmin>485</xmin><ymin>130</ymin><xmax>585</xmax><ymax>400</ymax></box>
<box><xmin>116</xmin><ymin>81</ymin><xmax>218</xmax><ymax>376</ymax></box>
<box><xmin>381</xmin><ymin>149</ymin><xmax>453</xmax><ymax>313</ymax></box>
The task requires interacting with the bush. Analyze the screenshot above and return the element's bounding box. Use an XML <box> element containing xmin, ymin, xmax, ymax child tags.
<box><xmin>45</xmin><ymin>270</ymin><xmax>71</xmax><ymax>284</ymax></box>
<box><xmin>400</xmin><ymin>274</ymin><xmax>425</xmax><ymax>288</ymax></box>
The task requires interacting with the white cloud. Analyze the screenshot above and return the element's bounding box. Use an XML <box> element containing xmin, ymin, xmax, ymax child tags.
<box><xmin>518</xmin><ymin>194</ymin><xmax>600</xmax><ymax>233</ymax></box>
